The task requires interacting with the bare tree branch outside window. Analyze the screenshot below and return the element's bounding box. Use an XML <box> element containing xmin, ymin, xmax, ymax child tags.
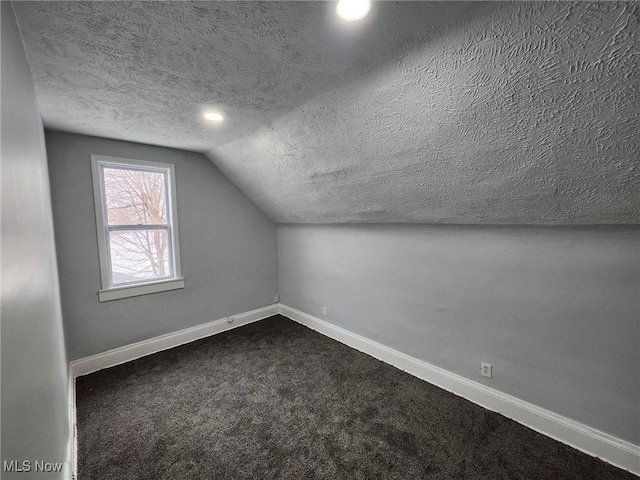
<box><xmin>103</xmin><ymin>167</ymin><xmax>171</xmax><ymax>284</ymax></box>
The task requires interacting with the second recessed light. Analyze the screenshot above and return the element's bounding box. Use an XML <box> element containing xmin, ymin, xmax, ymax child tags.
<box><xmin>204</xmin><ymin>112</ymin><xmax>224</xmax><ymax>122</ymax></box>
<box><xmin>337</xmin><ymin>0</ymin><xmax>371</xmax><ymax>21</ymax></box>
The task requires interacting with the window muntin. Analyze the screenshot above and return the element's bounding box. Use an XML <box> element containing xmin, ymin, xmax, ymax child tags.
<box><xmin>91</xmin><ymin>155</ymin><xmax>183</xmax><ymax>300</ymax></box>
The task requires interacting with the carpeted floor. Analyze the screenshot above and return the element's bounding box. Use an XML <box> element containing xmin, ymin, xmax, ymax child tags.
<box><xmin>76</xmin><ymin>315</ymin><xmax>635</xmax><ymax>479</ymax></box>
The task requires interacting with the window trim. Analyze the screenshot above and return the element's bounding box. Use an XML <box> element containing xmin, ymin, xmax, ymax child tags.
<box><xmin>90</xmin><ymin>154</ymin><xmax>184</xmax><ymax>302</ymax></box>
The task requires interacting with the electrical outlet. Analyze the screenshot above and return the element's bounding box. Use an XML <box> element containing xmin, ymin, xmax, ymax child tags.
<box><xmin>273</xmin><ymin>295</ymin><xmax>279</xmax><ymax>303</ymax></box>
<box><xmin>481</xmin><ymin>363</ymin><xmax>492</xmax><ymax>378</ymax></box>
<box><xmin>322</xmin><ymin>306</ymin><xmax>328</xmax><ymax>317</ymax></box>
<box><xmin>227</xmin><ymin>316</ymin><xmax>234</xmax><ymax>324</ymax></box>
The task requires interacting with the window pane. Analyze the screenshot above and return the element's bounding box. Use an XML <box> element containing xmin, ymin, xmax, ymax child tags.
<box><xmin>103</xmin><ymin>167</ymin><xmax>167</xmax><ymax>225</ymax></box>
<box><xmin>109</xmin><ymin>229</ymin><xmax>171</xmax><ymax>285</ymax></box>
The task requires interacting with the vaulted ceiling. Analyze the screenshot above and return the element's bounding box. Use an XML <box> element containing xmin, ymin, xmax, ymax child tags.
<box><xmin>14</xmin><ymin>1</ymin><xmax>639</xmax><ymax>224</ymax></box>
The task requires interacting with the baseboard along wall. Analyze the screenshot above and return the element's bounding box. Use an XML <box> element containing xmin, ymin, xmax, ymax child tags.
<box><xmin>277</xmin><ymin>304</ymin><xmax>640</xmax><ymax>477</ymax></box>
<box><xmin>67</xmin><ymin>303</ymin><xmax>639</xmax><ymax>477</ymax></box>
<box><xmin>69</xmin><ymin>304</ymin><xmax>280</xmax><ymax>377</ymax></box>
<box><xmin>66</xmin><ymin>366</ymin><xmax>76</xmax><ymax>480</ymax></box>
<box><xmin>67</xmin><ymin>304</ymin><xmax>280</xmax><ymax>480</ymax></box>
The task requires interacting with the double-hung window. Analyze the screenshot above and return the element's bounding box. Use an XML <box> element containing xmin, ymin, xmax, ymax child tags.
<box><xmin>91</xmin><ymin>155</ymin><xmax>184</xmax><ymax>302</ymax></box>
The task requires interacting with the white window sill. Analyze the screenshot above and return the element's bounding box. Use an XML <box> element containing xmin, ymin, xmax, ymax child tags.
<box><xmin>98</xmin><ymin>278</ymin><xmax>185</xmax><ymax>302</ymax></box>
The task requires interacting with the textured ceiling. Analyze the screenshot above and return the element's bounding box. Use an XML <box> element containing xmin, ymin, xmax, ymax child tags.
<box><xmin>14</xmin><ymin>1</ymin><xmax>640</xmax><ymax>224</ymax></box>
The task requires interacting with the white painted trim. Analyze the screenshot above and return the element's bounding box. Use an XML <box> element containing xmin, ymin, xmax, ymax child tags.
<box><xmin>66</xmin><ymin>366</ymin><xmax>77</xmax><ymax>480</ymax></box>
<box><xmin>278</xmin><ymin>304</ymin><xmax>640</xmax><ymax>477</ymax></box>
<box><xmin>70</xmin><ymin>304</ymin><xmax>279</xmax><ymax>377</ymax></box>
<box><xmin>68</xmin><ymin>304</ymin><xmax>277</xmax><ymax>476</ymax></box>
<box><xmin>90</xmin><ymin>154</ymin><xmax>183</xmax><ymax>300</ymax></box>
<box><xmin>98</xmin><ymin>277</ymin><xmax>185</xmax><ymax>302</ymax></box>
<box><xmin>90</xmin><ymin>154</ymin><xmax>110</xmax><ymax>290</ymax></box>
<box><xmin>67</xmin><ymin>302</ymin><xmax>639</xmax><ymax>476</ymax></box>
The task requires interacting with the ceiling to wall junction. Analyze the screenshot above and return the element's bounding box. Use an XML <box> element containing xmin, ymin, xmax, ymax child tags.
<box><xmin>14</xmin><ymin>1</ymin><xmax>639</xmax><ymax>224</ymax></box>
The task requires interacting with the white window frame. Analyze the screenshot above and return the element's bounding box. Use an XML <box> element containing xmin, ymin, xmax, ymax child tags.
<box><xmin>91</xmin><ymin>154</ymin><xmax>184</xmax><ymax>302</ymax></box>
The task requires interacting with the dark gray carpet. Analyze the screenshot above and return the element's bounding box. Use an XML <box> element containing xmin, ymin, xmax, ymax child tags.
<box><xmin>77</xmin><ymin>315</ymin><xmax>635</xmax><ymax>479</ymax></box>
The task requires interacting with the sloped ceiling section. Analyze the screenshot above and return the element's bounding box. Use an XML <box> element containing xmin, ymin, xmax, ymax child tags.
<box><xmin>211</xmin><ymin>2</ymin><xmax>639</xmax><ymax>224</ymax></box>
<box><xmin>14</xmin><ymin>1</ymin><xmax>639</xmax><ymax>224</ymax></box>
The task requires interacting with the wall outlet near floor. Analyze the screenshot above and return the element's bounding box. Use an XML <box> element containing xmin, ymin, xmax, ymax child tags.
<box><xmin>481</xmin><ymin>363</ymin><xmax>492</xmax><ymax>378</ymax></box>
<box><xmin>227</xmin><ymin>316</ymin><xmax>234</xmax><ymax>324</ymax></box>
<box><xmin>322</xmin><ymin>306</ymin><xmax>328</xmax><ymax>317</ymax></box>
<box><xmin>273</xmin><ymin>295</ymin><xmax>279</xmax><ymax>303</ymax></box>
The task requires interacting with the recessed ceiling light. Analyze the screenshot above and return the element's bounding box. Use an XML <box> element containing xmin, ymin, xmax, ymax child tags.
<box><xmin>203</xmin><ymin>112</ymin><xmax>224</xmax><ymax>122</ymax></box>
<box><xmin>336</xmin><ymin>0</ymin><xmax>371</xmax><ymax>21</ymax></box>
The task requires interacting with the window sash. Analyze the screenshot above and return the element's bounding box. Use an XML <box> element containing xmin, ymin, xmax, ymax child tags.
<box><xmin>100</xmin><ymin>163</ymin><xmax>170</xmax><ymax>227</ymax></box>
<box><xmin>91</xmin><ymin>154</ymin><xmax>183</xmax><ymax>298</ymax></box>
<box><xmin>99</xmin><ymin>166</ymin><xmax>175</xmax><ymax>288</ymax></box>
<box><xmin>105</xmin><ymin>225</ymin><xmax>175</xmax><ymax>287</ymax></box>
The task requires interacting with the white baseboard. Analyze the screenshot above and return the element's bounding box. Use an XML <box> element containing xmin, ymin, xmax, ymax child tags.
<box><xmin>278</xmin><ymin>304</ymin><xmax>640</xmax><ymax>477</ymax></box>
<box><xmin>66</xmin><ymin>366</ymin><xmax>77</xmax><ymax>480</ymax></box>
<box><xmin>67</xmin><ymin>303</ymin><xmax>277</xmax><ymax>479</ymax></box>
<box><xmin>67</xmin><ymin>302</ymin><xmax>639</xmax><ymax>476</ymax></box>
<box><xmin>70</xmin><ymin>304</ymin><xmax>279</xmax><ymax>378</ymax></box>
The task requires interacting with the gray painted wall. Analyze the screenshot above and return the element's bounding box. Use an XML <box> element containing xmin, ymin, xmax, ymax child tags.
<box><xmin>46</xmin><ymin>131</ymin><xmax>278</xmax><ymax>360</ymax></box>
<box><xmin>278</xmin><ymin>225</ymin><xmax>640</xmax><ymax>444</ymax></box>
<box><xmin>1</xmin><ymin>4</ymin><xmax>70</xmax><ymax>477</ymax></box>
